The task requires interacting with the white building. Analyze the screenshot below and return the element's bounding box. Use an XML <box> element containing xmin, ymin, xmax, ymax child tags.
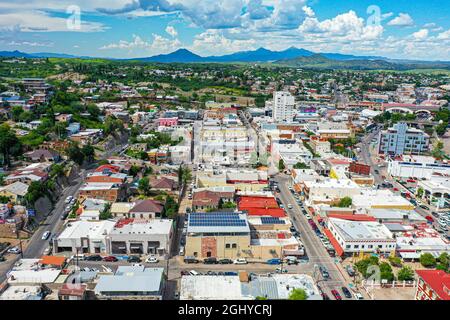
<box><xmin>273</xmin><ymin>91</ymin><xmax>295</xmax><ymax>123</ymax></box>
<box><xmin>378</xmin><ymin>122</ymin><xmax>429</xmax><ymax>156</ymax></box>
<box><xmin>388</xmin><ymin>156</ymin><xmax>450</xmax><ymax>179</ymax></box>
<box><xmin>54</xmin><ymin>220</ymin><xmax>116</xmax><ymax>254</ymax></box>
<box><xmin>327</xmin><ymin>218</ymin><xmax>396</xmax><ymax>255</ymax></box>
<box><xmin>106</xmin><ymin>219</ymin><xmax>173</xmax><ymax>257</ymax></box>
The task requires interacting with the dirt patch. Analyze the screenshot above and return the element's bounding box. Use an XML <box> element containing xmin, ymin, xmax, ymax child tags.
<box><xmin>369</xmin><ymin>286</ymin><xmax>416</xmax><ymax>300</ymax></box>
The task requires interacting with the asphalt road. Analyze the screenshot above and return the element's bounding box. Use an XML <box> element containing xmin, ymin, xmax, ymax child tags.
<box><xmin>274</xmin><ymin>174</ymin><xmax>352</xmax><ymax>300</ymax></box>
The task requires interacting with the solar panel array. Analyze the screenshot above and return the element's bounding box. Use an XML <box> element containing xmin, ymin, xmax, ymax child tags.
<box><xmin>261</xmin><ymin>217</ymin><xmax>286</xmax><ymax>225</ymax></box>
<box><xmin>189</xmin><ymin>212</ymin><xmax>247</xmax><ymax>227</ymax></box>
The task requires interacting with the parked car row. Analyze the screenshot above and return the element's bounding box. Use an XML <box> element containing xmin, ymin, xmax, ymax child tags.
<box><xmin>202</xmin><ymin>257</ymin><xmax>248</xmax><ymax>265</ymax></box>
<box><xmin>71</xmin><ymin>254</ymin><xmax>159</xmax><ymax>264</ymax></box>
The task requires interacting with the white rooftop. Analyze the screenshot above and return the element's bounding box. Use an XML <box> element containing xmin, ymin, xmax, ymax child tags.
<box><xmin>329</xmin><ymin>218</ymin><xmax>394</xmax><ymax>241</ymax></box>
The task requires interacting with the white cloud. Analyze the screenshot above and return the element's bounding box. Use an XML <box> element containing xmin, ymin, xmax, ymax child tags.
<box><xmin>437</xmin><ymin>29</ymin><xmax>450</xmax><ymax>40</ymax></box>
<box><xmin>387</xmin><ymin>13</ymin><xmax>414</xmax><ymax>27</ymax></box>
<box><xmin>190</xmin><ymin>29</ymin><xmax>257</xmax><ymax>55</ymax></box>
<box><xmin>100</xmin><ymin>34</ymin><xmax>181</xmax><ymax>54</ymax></box>
<box><xmin>302</xmin><ymin>6</ymin><xmax>314</xmax><ymax>18</ymax></box>
<box><xmin>0</xmin><ymin>10</ymin><xmax>106</xmax><ymax>32</ymax></box>
<box><xmin>165</xmin><ymin>26</ymin><xmax>177</xmax><ymax>37</ymax></box>
<box><xmin>298</xmin><ymin>10</ymin><xmax>384</xmax><ymax>42</ymax></box>
<box><xmin>412</xmin><ymin>29</ymin><xmax>429</xmax><ymax>40</ymax></box>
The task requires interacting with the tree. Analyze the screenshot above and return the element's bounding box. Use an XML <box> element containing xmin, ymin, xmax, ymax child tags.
<box><xmin>431</xmin><ymin>141</ymin><xmax>445</xmax><ymax>160</ymax></box>
<box><xmin>138</xmin><ymin>177</ymin><xmax>151</xmax><ymax>196</ymax></box>
<box><xmin>178</xmin><ymin>165</ymin><xmax>192</xmax><ymax>186</ymax></box>
<box><xmin>164</xmin><ymin>195</ymin><xmax>179</xmax><ymax>219</ymax></box>
<box><xmin>99</xmin><ymin>203</ymin><xmax>112</xmax><ymax>220</ymax></box>
<box><xmin>420</xmin><ymin>253</ymin><xmax>437</xmax><ymax>268</ymax></box>
<box><xmin>0</xmin><ymin>124</ymin><xmax>22</xmax><ymax>167</ymax></box>
<box><xmin>337</xmin><ymin>197</ymin><xmax>352</xmax><ymax>208</ymax></box>
<box><xmin>388</xmin><ymin>256</ymin><xmax>402</xmax><ymax>268</ymax></box>
<box><xmin>288</xmin><ymin>288</ymin><xmax>308</xmax><ymax>300</ymax></box>
<box><xmin>293</xmin><ymin>162</ymin><xmax>310</xmax><ymax>169</ymax></box>
<box><xmin>81</xmin><ymin>144</ymin><xmax>95</xmax><ymax>163</ymax></box>
<box><xmin>278</xmin><ymin>159</ymin><xmax>286</xmax><ymax>171</ymax></box>
<box><xmin>436</xmin><ymin>253</ymin><xmax>449</xmax><ymax>272</ymax></box>
<box><xmin>397</xmin><ymin>266</ymin><xmax>415</xmax><ymax>281</ymax></box>
<box><xmin>416</xmin><ymin>187</ymin><xmax>424</xmax><ymax>198</ymax></box>
<box><xmin>355</xmin><ymin>256</ymin><xmax>379</xmax><ymax>278</ymax></box>
<box><xmin>379</xmin><ymin>262</ymin><xmax>395</xmax><ymax>281</ymax></box>
<box><xmin>66</xmin><ymin>142</ymin><xmax>85</xmax><ymax>165</ymax></box>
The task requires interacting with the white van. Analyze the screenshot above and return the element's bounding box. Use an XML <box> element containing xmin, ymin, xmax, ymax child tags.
<box><xmin>71</xmin><ymin>253</ymin><xmax>86</xmax><ymax>261</ymax></box>
<box><xmin>189</xmin><ymin>270</ymin><xmax>199</xmax><ymax>276</ymax></box>
<box><xmin>179</xmin><ymin>246</ymin><xmax>185</xmax><ymax>256</ymax></box>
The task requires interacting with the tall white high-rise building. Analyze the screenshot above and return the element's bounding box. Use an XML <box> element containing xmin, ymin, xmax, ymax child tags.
<box><xmin>272</xmin><ymin>91</ymin><xmax>295</xmax><ymax>122</ymax></box>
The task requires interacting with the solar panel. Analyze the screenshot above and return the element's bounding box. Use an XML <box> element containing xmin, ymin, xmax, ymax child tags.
<box><xmin>189</xmin><ymin>212</ymin><xmax>247</xmax><ymax>227</ymax></box>
<box><xmin>261</xmin><ymin>217</ymin><xmax>286</xmax><ymax>224</ymax></box>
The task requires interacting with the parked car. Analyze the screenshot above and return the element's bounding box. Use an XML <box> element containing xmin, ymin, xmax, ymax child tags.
<box><xmin>184</xmin><ymin>256</ymin><xmax>199</xmax><ymax>264</ymax></box>
<box><xmin>145</xmin><ymin>255</ymin><xmax>159</xmax><ymax>263</ymax></box>
<box><xmin>65</xmin><ymin>196</ymin><xmax>73</xmax><ymax>204</ymax></box>
<box><xmin>41</xmin><ymin>231</ymin><xmax>51</xmax><ymax>241</ymax></box>
<box><xmin>127</xmin><ymin>256</ymin><xmax>141</xmax><ymax>263</ymax></box>
<box><xmin>84</xmin><ymin>255</ymin><xmax>101</xmax><ymax>261</ymax></box>
<box><xmin>233</xmin><ymin>258</ymin><xmax>248</xmax><ymax>265</ymax></box>
<box><xmin>354</xmin><ymin>293</ymin><xmax>364</xmax><ymax>300</ymax></box>
<box><xmin>189</xmin><ymin>270</ymin><xmax>199</xmax><ymax>276</ymax></box>
<box><xmin>285</xmin><ymin>256</ymin><xmax>298</xmax><ymax>265</ymax></box>
<box><xmin>275</xmin><ymin>267</ymin><xmax>288</xmax><ymax>273</ymax></box>
<box><xmin>321</xmin><ymin>292</ymin><xmax>330</xmax><ymax>300</ymax></box>
<box><xmin>203</xmin><ymin>257</ymin><xmax>218</xmax><ymax>264</ymax></box>
<box><xmin>266</xmin><ymin>258</ymin><xmax>281</xmax><ymax>265</ymax></box>
<box><xmin>287</xmin><ymin>204</ymin><xmax>293</xmax><ymax>209</ymax></box>
<box><xmin>342</xmin><ymin>287</ymin><xmax>352</xmax><ymax>299</ymax></box>
<box><xmin>346</xmin><ymin>265</ymin><xmax>355</xmax><ymax>277</ymax></box>
<box><xmin>180</xmin><ymin>270</ymin><xmax>190</xmax><ymax>276</ymax></box>
<box><xmin>224</xmin><ymin>271</ymin><xmax>238</xmax><ymax>276</ymax></box>
<box><xmin>179</xmin><ymin>246</ymin><xmax>185</xmax><ymax>256</ymax></box>
<box><xmin>103</xmin><ymin>256</ymin><xmax>119</xmax><ymax>262</ymax></box>
<box><xmin>331</xmin><ymin>289</ymin><xmax>342</xmax><ymax>300</ymax></box>
<box><xmin>419</xmin><ymin>204</ymin><xmax>430</xmax><ymax>210</ymax></box>
<box><xmin>7</xmin><ymin>247</ymin><xmax>21</xmax><ymax>254</ymax></box>
<box><xmin>218</xmin><ymin>258</ymin><xmax>233</xmax><ymax>264</ymax></box>
<box><xmin>319</xmin><ymin>266</ymin><xmax>330</xmax><ymax>279</ymax></box>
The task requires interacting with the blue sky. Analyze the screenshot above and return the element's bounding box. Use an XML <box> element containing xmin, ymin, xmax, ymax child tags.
<box><xmin>0</xmin><ymin>0</ymin><xmax>449</xmax><ymax>60</ymax></box>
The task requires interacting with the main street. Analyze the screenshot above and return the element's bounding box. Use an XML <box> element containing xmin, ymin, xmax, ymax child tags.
<box><xmin>274</xmin><ymin>174</ymin><xmax>352</xmax><ymax>299</ymax></box>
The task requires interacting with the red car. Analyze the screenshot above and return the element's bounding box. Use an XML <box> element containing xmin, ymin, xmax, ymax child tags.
<box><xmin>331</xmin><ymin>289</ymin><xmax>342</xmax><ymax>300</ymax></box>
<box><xmin>406</xmin><ymin>179</ymin><xmax>416</xmax><ymax>183</ymax></box>
<box><xmin>393</xmin><ymin>187</ymin><xmax>399</xmax><ymax>192</ymax></box>
<box><xmin>425</xmin><ymin>216</ymin><xmax>434</xmax><ymax>222</ymax></box>
<box><xmin>103</xmin><ymin>256</ymin><xmax>118</xmax><ymax>262</ymax></box>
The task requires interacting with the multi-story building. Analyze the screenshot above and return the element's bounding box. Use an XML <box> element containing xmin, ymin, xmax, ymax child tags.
<box><xmin>378</xmin><ymin>122</ymin><xmax>429</xmax><ymax>156</ymax></box>
<box><xmin>324</xmin><ymin>218</ymin><xmax>396</xmax><ymax>257</ymax></box>
<box><xmin>415</xmin><ymin>270</ymin><xmax>450</xmax><ymax>300</ymax></box>
<box><xmin>272</xmin><ymin>91</ymin><xmax>295</xmax><ymax>123</ymax></box>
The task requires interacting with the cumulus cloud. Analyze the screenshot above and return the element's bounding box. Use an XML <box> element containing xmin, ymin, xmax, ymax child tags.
<box><xmin>298</xmin><ymin>10</ymin><xmax>384</xmax><ymax>42</ymax></box>
<box><xmin>190</xmin><ymin>29</ymin><xmax>257</xmax><ymax>55</ymax></box>
<box><xmin>165</xmin><ymin>25</ymin><xmax>177</xmax><ymax>37</ymax></box>
<box><xmin>412</xmin><ymin>29</ymin><xmax>429</xmax><ymax>40</ymax></box>
<box><xmin>387</xmin><ymin>13</ymin><xmax>414</xmax><ymax>27</ymax></box>
<box><xmin>100</xmin><ymin>33</ymin><xmax>181</xmax><ymax>53</ymax></box>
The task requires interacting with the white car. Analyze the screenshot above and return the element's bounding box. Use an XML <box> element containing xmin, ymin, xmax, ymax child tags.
<box><xmin>146</xmin><ymin>256</ymin><xmax>159</xmax><ymax>263</ymax></box>
<box><xmin>287</xmin><ymin>204</ymin><xmax>293</xmax><ymax>209</ymax></box>
<box><xmin>233</xmin><ymin>258</ymin><xmax>248</xmax><ymax>265</ymax></box>
<box><xmin>65</xmin><ymin>196</ymin><xmax>73</xmax><ymax>204</ymax></box>
<box><xmin>354</xmin><ymin>293</ymin><xmax>364</xmax><ymax>300</ymax></box>
<box><xmin>41</xmin><ymin>231</ymin><xmax>51</xmax><ymax>241</ymax></box>
<box><xmin>7</xmin><ymin>247</ymin><xmax>21</xmax><ymax>254</ymax></box>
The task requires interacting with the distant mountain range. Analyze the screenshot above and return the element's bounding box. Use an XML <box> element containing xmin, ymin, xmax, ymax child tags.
<box><xmin>130</xmin><ymin>47</ymin><xmax>388</xmax><ymax>64</ymax></box>
<box><xmin>1</xmin><ymin>48</ymin><xmax>449</xmax><ymax>70</ymax></box>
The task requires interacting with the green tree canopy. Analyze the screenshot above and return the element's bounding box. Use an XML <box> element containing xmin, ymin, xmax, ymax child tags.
<box><xmin>337</xmin><ymin>197</ymin><xmax>352</xmax><ymax>208</ymax></box>
<box><xmin>288</xmin><ymin>288</ymin><xmax>308</xmax><ymax>300</ymax></box>
<box><xmin>420</xmin><ymin>253</ymin><xmax>437</xmax><ymax>268</ymax></box>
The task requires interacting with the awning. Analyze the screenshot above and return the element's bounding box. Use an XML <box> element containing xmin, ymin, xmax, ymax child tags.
<box><xmin>323</xmin><ymin>228</ymin><xmax>344</xmax><ymax>257</ymax></box>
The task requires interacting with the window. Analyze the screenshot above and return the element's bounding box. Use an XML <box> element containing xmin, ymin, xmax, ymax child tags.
<box><xmin>346</xmin><ymin>245</ymin><xmax>351</xmax><ymax>249</ymax></box>
<box><xmin>354</xmin><ymin>245</ymin><xmax>359</xmax><ymax>249</ymax></box>
<box><xmin>225</xmin><ymin>244</ymin><xmax>231</xmax><ymax>249</ymax></box>
<box><xmin>231</xmin><ymin>244</ymin><xmax>237</xmax><ymax>249</ymax></box>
